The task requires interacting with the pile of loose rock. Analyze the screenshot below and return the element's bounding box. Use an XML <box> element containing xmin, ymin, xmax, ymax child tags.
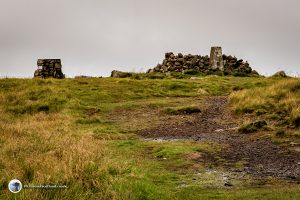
<box><xmin>34</xmin><ymin>59</ymin><xmax>65</xmax><ymax>79</ymax></box>
<box><xmin>147</xmin><ymin>52</ymin><xmax>258</xmax><ymax>76</ymax></box>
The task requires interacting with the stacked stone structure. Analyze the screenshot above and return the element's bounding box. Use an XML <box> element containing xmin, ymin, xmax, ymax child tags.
<box><xmin>34</xmin><ymin>59</ymin><xmax>65</xmax><ymax>79</ymax></box>
<box><xmin>147</xmin><ymin>47</ymin><xmax>255</xmax><ymax>76</ymax></box>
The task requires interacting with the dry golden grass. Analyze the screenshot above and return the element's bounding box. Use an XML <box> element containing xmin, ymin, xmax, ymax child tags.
<box><xmin>230</xmin><ymin>78</ymin><xmax>300</xmax><ymax>127</ymax></box>
<box><xmin>0</xmin><ymin>112</ymin><xmax>117</xmax><ymax>199</ymax></box>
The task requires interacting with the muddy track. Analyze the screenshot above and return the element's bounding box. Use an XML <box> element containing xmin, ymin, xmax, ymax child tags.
<box><xmin>138</xmin><ymin>96</ymin><xmax>300</xmax><ymax>181</ymax></box>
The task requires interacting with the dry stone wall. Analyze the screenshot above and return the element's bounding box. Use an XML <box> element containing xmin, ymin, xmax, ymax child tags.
<box><xmin>148</xmin><ymin>47</ymin><xmax>257</xmax><ymax>76</ymax></box>
<box><xmin>34</xmin><ymin>59</ymin><xmax>65</xmax><ymax>79</ymax></box>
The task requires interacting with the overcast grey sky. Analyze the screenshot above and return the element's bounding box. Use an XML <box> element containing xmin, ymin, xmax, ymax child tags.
<box><xmin>0</xmin><ymin>0</ymin><xmax>299</xmax><ymax>77</ymax></box>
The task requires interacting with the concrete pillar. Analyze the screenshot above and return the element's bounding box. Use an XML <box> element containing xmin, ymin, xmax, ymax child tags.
<box><xmin>210</xmin><ymin>47</ymin><xmax>224</xmax><ymax>71</ymax></box>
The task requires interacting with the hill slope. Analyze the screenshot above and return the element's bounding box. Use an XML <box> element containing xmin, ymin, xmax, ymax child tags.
<box><xmin>0</xmin><ymin>76</ymin><xmax>299</xmax><ymax>200</ymax></box>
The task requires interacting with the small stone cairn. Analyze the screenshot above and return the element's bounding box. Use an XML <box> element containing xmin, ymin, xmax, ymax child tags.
<box><xmin>34</xmin><ymin>59</ymin><xmax>65</xmax><ymax>79</ymax></box>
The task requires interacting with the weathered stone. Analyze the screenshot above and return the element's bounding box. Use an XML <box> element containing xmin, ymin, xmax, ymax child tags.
<box><xmin>111</xmin><ymin>70</ymin><xmax>122</xmax><ymax>77</ymax></box>
<box><xmin>177</xmin><ymin>58</ymin><xmax>184</xmax><ymax>63</ymax></box>
<box><xmin>55</xmin><ymin>63</ymin><xmax>62</xmax><ymax>69</ymax></box>
<box><xmin>162</xmin><ymin>65</ymin><xmax>168</xmax><ymax>72</ymax></box>
<box><xmin>210</xmin><ymin>47</ymin><xmax>224</xmax><ymax>71</ymax></box>
<box><xmin>146</xmin><ymin>68</ymin><xmax>154</xmax><ymax>73</ymax></box>
<box><xmin>111</xmin><ymin>70</ymin><xmax>132</xmax><ymax>78</ymax></box>
<box><xmin>175</xmin><ymin>62</ymin><xmax>181</xmax><ymax>66</ymax></box>
<box><xmin>37</xmin><ymin>59</ymin><xmax>44</xmax><ymax>66</ymax></box>
<box><xmin>165</xmin><ymin>52</ymin><xmax>173</xmax><ymax>59</ymax></box>
<box><xmin>190</xmin><ymin>57</ymin><xmax>198</xmax><ymax>66</ymax></box>
<box><xmin>34</xmin><ymin>59</ymin><xmax>65</xmax><ymax>79</ymax></box>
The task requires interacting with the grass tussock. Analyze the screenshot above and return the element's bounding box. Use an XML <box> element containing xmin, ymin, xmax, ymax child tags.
<box><xmin>238</xmin><ymin>121</ymin><xmax>267</xmax><ymax>133</ymax></box>
<box><xmin>164</xmin><ymin>106</ymin><xmax>201</xmax><ymax>115</ymax></box>
<box><xmin>230</xmin><ymin>78</ymin><xmax>300</xmax><ymax>127</ymax></box>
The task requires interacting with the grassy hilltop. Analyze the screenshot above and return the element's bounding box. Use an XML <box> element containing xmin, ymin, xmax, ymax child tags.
<box><xmin>0</xmin><ymin>75</ymin><xmax>299</xmax><ymax>200</ymax></box>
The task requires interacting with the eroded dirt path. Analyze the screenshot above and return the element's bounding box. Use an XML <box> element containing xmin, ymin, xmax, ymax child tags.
<box><xmin>138</xmin><ymin>96</ymin><xmax>300</xmax><ymax>181</ymax></box>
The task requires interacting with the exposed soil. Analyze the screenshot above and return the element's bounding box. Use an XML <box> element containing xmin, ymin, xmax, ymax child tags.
<box><xmin>138</xmin><ymin>96</ymin><xmax>300</xmax><ymax>181</ymax></box>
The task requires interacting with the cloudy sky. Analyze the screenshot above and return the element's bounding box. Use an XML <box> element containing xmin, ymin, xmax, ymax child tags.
<box><xmin>0</xmin><ymin>0</ymin><xmax>299</xmax><ymax>77</ymax></box>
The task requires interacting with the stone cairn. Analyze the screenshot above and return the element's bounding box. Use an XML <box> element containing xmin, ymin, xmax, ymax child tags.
<box><xmin>34</xmin><ymin>59</ymin><xmax>65</xmax><ymax>79</ymax></box>
<box><xmin>147</xmin><ymin>47</ymin><xmax>257</xmax><ymax>76</ymax></box>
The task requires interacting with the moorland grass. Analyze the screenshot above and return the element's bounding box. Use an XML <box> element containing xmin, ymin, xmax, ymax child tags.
<box><xmin>230</xmin><ymin>78</ymin><xmax>300</xmax><ymax>127</ymax></box>
<box><xmin>0</xmin><ymin>76</ymin><xmax>299</xmax><ymax>199</ymax></box>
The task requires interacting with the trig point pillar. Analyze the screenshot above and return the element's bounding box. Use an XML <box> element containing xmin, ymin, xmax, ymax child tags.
<box><xmin>210</xmin><ymin>47</ymin><xmax>224</xmax><ymax>71</ymax></box>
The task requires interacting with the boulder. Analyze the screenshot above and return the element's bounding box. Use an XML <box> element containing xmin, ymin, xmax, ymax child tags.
<box><xmin>111</xmin><ymin>70</ymin><xmax>132</xmax><ymax>78</ymax></box>
<box><xmin>272</xmin><ymin>71</ymin><xmax>288</xmax><ymax>77</ymax></box>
